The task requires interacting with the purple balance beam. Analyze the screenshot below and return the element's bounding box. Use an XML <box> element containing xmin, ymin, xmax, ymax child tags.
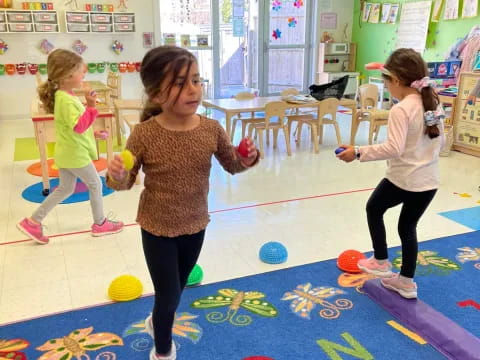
<box><xmin>363</xmin><ymin>279</ymin><xmax>480</xmax><ymax>360</ymax></box>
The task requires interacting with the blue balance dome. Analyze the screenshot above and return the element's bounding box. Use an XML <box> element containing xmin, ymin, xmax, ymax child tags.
<box><xmin>259</xmin><ymin>241</ymin><xmax>288</xmax><ymax>264</ymax></box>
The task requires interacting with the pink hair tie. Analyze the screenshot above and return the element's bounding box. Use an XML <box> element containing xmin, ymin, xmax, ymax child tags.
<box><xmin>411</xmin><ymin>77</ymin><xmax>436</xmax><ymax>90</ymax></box>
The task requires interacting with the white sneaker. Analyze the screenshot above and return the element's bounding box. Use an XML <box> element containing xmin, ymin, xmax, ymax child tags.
<box><xmin>145</xmin><ymin>314</ymin><xmax>154</xmax><ymax>337</ymax></box>
<box><xmin>149</xmin><ymin>342</ymin><xmax>176</xmax><ymax>360</ymax></box>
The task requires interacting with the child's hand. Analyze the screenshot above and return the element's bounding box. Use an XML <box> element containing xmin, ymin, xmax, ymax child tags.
<box><xmin>108</xmin><ymin>154</ymin><xmax>127</xmax><ymax>182</ymax></box>
<box><xmin>237</xmin><ymin>137</ymin><xmax>258</xmax><ymax>166</ymax></box>
<box><xmin>336</xmin><ymin>144</ymin><xmax>356</xmax><ymax>163</ymax></box>
<box><xmin>85</xmin><ymin>88</ymin><xmax>97</xmax><ymax>108</ymax></box>
<box><xmin>465</xmin><ymin>95</ymin><xmax>477</xmax><ymax>108</ymax></box>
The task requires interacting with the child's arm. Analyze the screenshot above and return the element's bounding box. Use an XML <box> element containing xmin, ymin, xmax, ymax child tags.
<box><xmin>214</xmin><ymin>121</ymin><xmax>260</xmax><ymax>174</ymax></box>
<box><xmin>358</xmin><ymin>106</ymin><xmax>408</xmax><ymax>161</ymax></box>
<box><xmin>106</xmin><ymin>127</ymin><xmax>144</xmax><ymax>190</ymax></box>
<box><xmin>73</xmin><ymin>107</ymin><xmax>98</xmax><ymax>134</ymax></box>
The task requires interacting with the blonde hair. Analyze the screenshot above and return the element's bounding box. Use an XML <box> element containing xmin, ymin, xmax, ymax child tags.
<box><xmin>38</xmin><ymin>49</ymin><xmax>84</xmax><ymax>113</ymax></box>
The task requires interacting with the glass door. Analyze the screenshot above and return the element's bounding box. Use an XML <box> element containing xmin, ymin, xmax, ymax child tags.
<box><xmin>260</xmin><ymin>0</ymin><xmax>314</xmax><ymax>95</ymax></box>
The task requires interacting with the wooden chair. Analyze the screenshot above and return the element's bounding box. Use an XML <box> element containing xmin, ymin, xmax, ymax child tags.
<box><xmin>230</xmin><ymin>91</ymin><xmax>265</xmax><ymax>141</ymax></box>
<box><xmin>350</xmin><ymin>84</ymin><xmax>389</xmax><ymax>145</ymax></box>
<box><xmin>107</xmin><ymin>71</ymin><xmax>122</xmax><ymax>104</ymax></box>
<box><xmin>247</xmin><ymin>101</ymin><xmax>291</xmax><ymax>158</ymax></box>
<box><xmin>287</xmin><ymin>98</ymin><xmax>341</xmax><ymax>153</ymax></box>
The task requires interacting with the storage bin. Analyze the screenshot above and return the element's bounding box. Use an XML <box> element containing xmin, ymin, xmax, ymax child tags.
<box><xmin>67</xmin><ymin>23</ymin><xmax>89</xmax><ymax>32</ymax></box>
<box><xmin>114</xmin><ymin>23</ymin><xmax>134</xmax><ymax>32</ymax></box>
<box><xmin>8</xmin><ymin>22</ymin><xmax>33</xmax><ymax>32</ymax></box>
<box><xmin>7</xmin><ymin>11</ymin><xmax>32</xmax><ymax>22</ymax></box>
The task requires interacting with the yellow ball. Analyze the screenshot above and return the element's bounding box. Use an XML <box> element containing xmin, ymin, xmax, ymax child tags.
<box><xmin>120</xmin><ymin>149</ymin><xmax>135</xmax><ymax>170</ymax></box>
<box><xmin>108</xmin><ymin>275</ymin><xmax>143</xmax><ymax>302</ymax></box>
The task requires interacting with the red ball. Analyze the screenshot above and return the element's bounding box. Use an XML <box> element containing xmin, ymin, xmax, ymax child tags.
<box><xmin>238</xmin><ymin>138</ymin><xmax>250</xmax><ymax>157</ymax></box>
<box><xmin>337</xmin><ymin>249</ymin><xmax>366</xmax><ymax>273</ymax></box>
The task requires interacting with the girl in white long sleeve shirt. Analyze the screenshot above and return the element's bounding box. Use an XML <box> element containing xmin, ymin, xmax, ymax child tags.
<box><xmin>337</xmin><ymin>48</ymin><xmax>444</xmax><ymax>299</ymax></box>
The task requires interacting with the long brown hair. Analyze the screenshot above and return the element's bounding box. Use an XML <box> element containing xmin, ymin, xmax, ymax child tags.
<box><xmin>382</xmin><ymin>48</ymin><xmax>440</xmax><ymax>139</ymax></box>
<box><xmin>37</xmin><ymin>49</ymin><xmax>84</xmax><ymax>113</ymax></box>
<box><xmin>139</xmin><ymin>46</ymin><xmax>197</xmax><ymax>122</ymax></box>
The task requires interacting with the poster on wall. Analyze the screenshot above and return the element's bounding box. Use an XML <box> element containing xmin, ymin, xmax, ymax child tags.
<box><xmin>368</xmin><ymin>3</ymin><xmax>381</xmax><ymax>23</ymax></box>
<box><xmin>320</xmin><ymin>12</ymin><xmax>337</xmax><ymax>29</ymax></box>
<box><xmin>381</xmin><ymin>3</ymin><xmax>391</xmax><ymax>23</ymax></box>
<box><xmin>462</xmin><ymin>0</ymin><xmax>478</xmax><ymax>18</ymax></box>
<box><xmin>143</xmin><ymin>32</ymin><xmax>154</xmax><ymax>48</ymax></box>
<box><xmin>180</xmin><ymin>34</ymin><xmax>191</xmax><ymax>47</ymax></box>
<box><xmin>396</xmin><ymin>1</ymin><xmax>432</xmax><ymax>53</ymax></box>
<box><xmin>444</xmin><ymin>0</ymin><xmax>459</xmax><ymax>20</ymax></box>
<box><xmin>431</xmin><ymin>0</ymin><xmax>444</xmax><ymax>22</ymax></box>
<box><xmin>387</xmin><ymin>3</ymin><xmax>400</xmax><ymax>24</ymax></box>
<box><xmin>362</xmin><ymin>3</ymin><xmax>372</xmax><ymax>22</ymax></box>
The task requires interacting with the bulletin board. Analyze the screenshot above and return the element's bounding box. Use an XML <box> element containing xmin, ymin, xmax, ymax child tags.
<box><xmin>453</xmin><ymin>72</ymin><xmax>480</xmax><ymax>157</ymax></box>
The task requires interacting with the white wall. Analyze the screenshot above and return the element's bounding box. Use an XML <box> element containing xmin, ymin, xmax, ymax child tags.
<box><xmin>0</xmin><ymin>0</ymin><xmax>156</xmax><ymax>120</ymax></box>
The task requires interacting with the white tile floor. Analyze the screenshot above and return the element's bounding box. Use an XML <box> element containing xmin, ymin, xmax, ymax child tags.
<box><xmin>1</xmin><ymin>114</ymin><xmax>479</xmax><ymax>325</ymax></box>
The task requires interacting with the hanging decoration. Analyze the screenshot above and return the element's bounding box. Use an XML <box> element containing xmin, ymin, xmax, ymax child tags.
<box><xmin>87</xmin><ymin>63</ymin><xmax>97</xmax><ymax>73</ymax></box>
<box><xmin>38</xmin><ymin>63</ymin><xmax>48</xmax><ymax>75</ymax></box>
<box><xmin>5</xmin><ymin>64</ymin><xmax>15</xmax><ymax>75</ymax></box>
<box><xmin>272</xmin><ymin>28</ymin><xmax>282</xmax><ymax>40</ymax></box>
<box><xmin>97</xmin><ymin>62</ymin><xmax>106</xmax><ymax>73</ymax></box>
<box><xmin>16</xmin><ymin>63</ymin><xmax>27</xmax><ymax>75</ymax></box>
<box><xmin>109</xmin><ymin>62</ymin><xmax>119</xmax><ymax>72</ymax></box>
<box><xmin>72</xmin><ymin>39</ymin><xmax>87</xmax><ymax>55</ymax></box>
<box><xmin>0</xmin><ymin>64</ymin><xmax>4</xmax><ymax>75</ymax></box>
<box><xmin>39</xmin><ymin>39</ymin><xmax>54</xmax><ymax>54</ymax></box>
<box><xmin>28</xmin><ymin>63</ymin><xmax>39</xmax><ymax>74</ymax></box>
<box><xmin>118</xmin><ymin>62</ymin><xmax>128</xmax><ymax>73</ymax></box>
<box><xmin>112</xmin><ymin>40</ymin><xmax>124</xmax><ymax>55</ymax></box>
<box><xmin>0</xmin><ymin>39</ymin><xmax>8</xmax><ymax>55</ymax></box>
<box><xmin>288</xmin><ymin>17</ymin><xmax>297</xmax><ymax>27</ymax></box>
<box><xmin>272</xmin><ymin>0</ymin><xmax>281</xmax><ymax>11</ymax></box>
<box><xmin>293</xmin><ymin>0</ymin><xmax>303</xmax><ymax>8</ymax></box>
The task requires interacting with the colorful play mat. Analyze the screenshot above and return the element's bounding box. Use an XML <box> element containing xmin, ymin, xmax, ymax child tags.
<box><xmin>26</xmin><ymin>158</ymin><xmax>108</xmax><ymax>177</ymax></box>
<box><xmin>21</xmin><ymin>176</ymin><xmax>114</xmax><ymax>204</ymax></box>
<box><xmin>1</xmin><ymin>231</ymin><xmax>479</xmax><ymax>359</ymax></box>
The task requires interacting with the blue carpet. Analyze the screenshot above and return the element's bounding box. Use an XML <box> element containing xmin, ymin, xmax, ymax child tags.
<box><xmin>439</xmin><ymin>206</ymin><xmax>480</xmax><ymax>230</ymax></box>
<box><xmin>1</xmin><ymin>232</ymin><xmax>479</xmax><ymax>359</ymax></box>
<box><xmin>21</xmin><ymin>176</ymin><xmax>114</xmax><ymax>204</ymax></box>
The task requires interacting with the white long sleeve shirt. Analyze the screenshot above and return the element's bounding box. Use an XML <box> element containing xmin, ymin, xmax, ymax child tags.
<box><xmin>359</xmin><ymin>94</ymin><xmax>444</xmax><ymax>192</ymax></box>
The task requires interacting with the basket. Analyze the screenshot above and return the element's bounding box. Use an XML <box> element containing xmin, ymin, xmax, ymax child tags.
<box><xmin>309</xmin><ymin>75</ymin><xmax>349</xmax><ymax>101</ymax></box>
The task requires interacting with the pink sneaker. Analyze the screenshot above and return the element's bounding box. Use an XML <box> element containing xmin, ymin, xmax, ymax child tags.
<box><xmin>357</xmin><ymin>256</ymin><xmax>393</xmax><ymax>277</ymax></box>
<box><xmin>17</xmin><ymin>218</ymin><xmax>49</xmax><ymax>245</ymax></box>
<box><xmin>91</xmin><ymin>217</ymin><xmax>124</xmax><ymax>237</ymax></box>
<box><xmin>381</xmin><ymin>274</ymin><xmax>418</xmax><ymax>299</ymax></box>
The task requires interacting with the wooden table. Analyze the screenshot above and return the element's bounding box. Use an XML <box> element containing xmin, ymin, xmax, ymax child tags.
<box><xmin>113</xmin><ymin>99</ymin><xmax>143</xmax><ymax>146</ymax></box>
<box><xmin>202</xmin><ymin>96</ymin><xmax>357</xmax><ymax>140</ymax></box>
<box><xmin>31</xmin><ymin>99</ymin><xmax>114</xmax><ymax>196</ymax></box>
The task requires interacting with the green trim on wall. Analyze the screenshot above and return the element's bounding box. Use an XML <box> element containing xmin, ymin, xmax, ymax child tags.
<box><xmin>352</xmin><ymin>0</ymin><xmax>480</xmax><ymax>81</ymax></box>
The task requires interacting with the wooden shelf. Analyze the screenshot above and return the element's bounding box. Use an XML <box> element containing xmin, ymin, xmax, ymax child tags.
<box><xmin>0</xmin><ymin>9</ymin><xmax>59</xmax><ymax>33</ymax></box>
<box><xmin>65</xmin><ymin>11</ymin><xmax>135</xmax><ymax>33</ymax></box>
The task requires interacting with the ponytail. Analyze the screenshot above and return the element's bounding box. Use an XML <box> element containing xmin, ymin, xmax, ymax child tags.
<box><xmin>140</xmin><ymin>100</ymin><xmax>162</xmax><ymax>122</ymax></box>
<box><xmin>420</xmin><ymin>87</ymin><xmax>440</xmax><ymax>139</ymax></box>
<box><xmin>37</xmin><ymin>79</ymin><xmax>58</xmax><ymax>114</ymax></box>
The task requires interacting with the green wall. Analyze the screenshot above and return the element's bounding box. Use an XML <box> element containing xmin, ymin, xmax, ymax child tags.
<box><xmin>352</xmin><ymin>0</ymin><xmax>480</xmax><ymax>81</ymax></box>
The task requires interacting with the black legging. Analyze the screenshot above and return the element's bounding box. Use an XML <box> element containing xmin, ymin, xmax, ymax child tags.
<box><xmin>141</xmin><ymin>228</ymin><xmax>205</xmax><ymax>354</ymax></box>
<box><xmin>366</xmin><ymin>178</ymin><xmax>436</xmax><ymax>278</ymax></box>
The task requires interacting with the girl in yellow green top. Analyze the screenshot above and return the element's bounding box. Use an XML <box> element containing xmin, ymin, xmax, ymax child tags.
<box><xmin>17</xmin><ymin>49</ymin><xmax>124</xmax><ymax>244</ymax></box>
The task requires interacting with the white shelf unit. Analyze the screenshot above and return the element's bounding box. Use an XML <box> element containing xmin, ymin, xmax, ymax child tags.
<box><xmin>0</xmin><ymin>9</ymin><xmax>59</xmax><ymax>33</ymax></box>
<box><xmin>65</xmin><ymin>11</ymin><xmax>135</xmax><ymax>33</ymax></box>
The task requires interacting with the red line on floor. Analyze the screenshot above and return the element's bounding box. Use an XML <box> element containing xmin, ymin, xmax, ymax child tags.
<box><xmin>2</xmin><ymin>187</ymin><xmax>373</xmax><ymax>245</ymax></box>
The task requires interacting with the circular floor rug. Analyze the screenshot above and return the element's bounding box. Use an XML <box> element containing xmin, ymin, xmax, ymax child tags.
<box><xmin>22</xmin><ymin>176</ymin><xmax>114</xmax><ymax>204</ymax></box>
<box><xmin>27</xmin><ymin>158</ymin><xmax>108</xmax><ymax>177</ymax></box>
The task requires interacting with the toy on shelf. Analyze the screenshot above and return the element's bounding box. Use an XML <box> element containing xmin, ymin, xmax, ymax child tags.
<box><xmin>109</xmin><ymin>62</ymin><xmax>118</xmax><ymax>72</ymax></box>
<box><xmin>118</xmin><ymin>62</ymin><xmax>127</xmax><ymax>73</ymax></box>
<box><xmin>0</xmin><ymin>40</ymin><xmax>8</xmax><ymax>55</ymax></box>
<box><xmin>0</xmin><ymin>0</ymin><xmax>12</xmax><ymax>8</ymax></box>
<box><xmin>0</xmin><ymin>64</ymin><xmax>5</xmax><ymax>75</ymax></box>
<box><xmin>86</xmin><ymin>3</ymin><xmax>114</xmax><ymax>11</ymax></box>
<box><xmin>22</xmin><ymin>2</ymin><xmax>53</xmax><ymax>10</ymax></box>
<box><xmin>87</xmin><ymin>63</ymin><xmax>97</xmax><ymax>73</ymax></box>
<box><xmin>5</xmin><ymin>63</ymin><xmax>15</xmax><ymax>75</ymax></box>
<box><xmin>127</xmin><ymin>61</ymin><xmax>135</xmax><ymax>72</ymax></box>
<box><xmin>97</xmin><ymin>62</ymin><xmax>106</xmax><ymax>73</ymax></box>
